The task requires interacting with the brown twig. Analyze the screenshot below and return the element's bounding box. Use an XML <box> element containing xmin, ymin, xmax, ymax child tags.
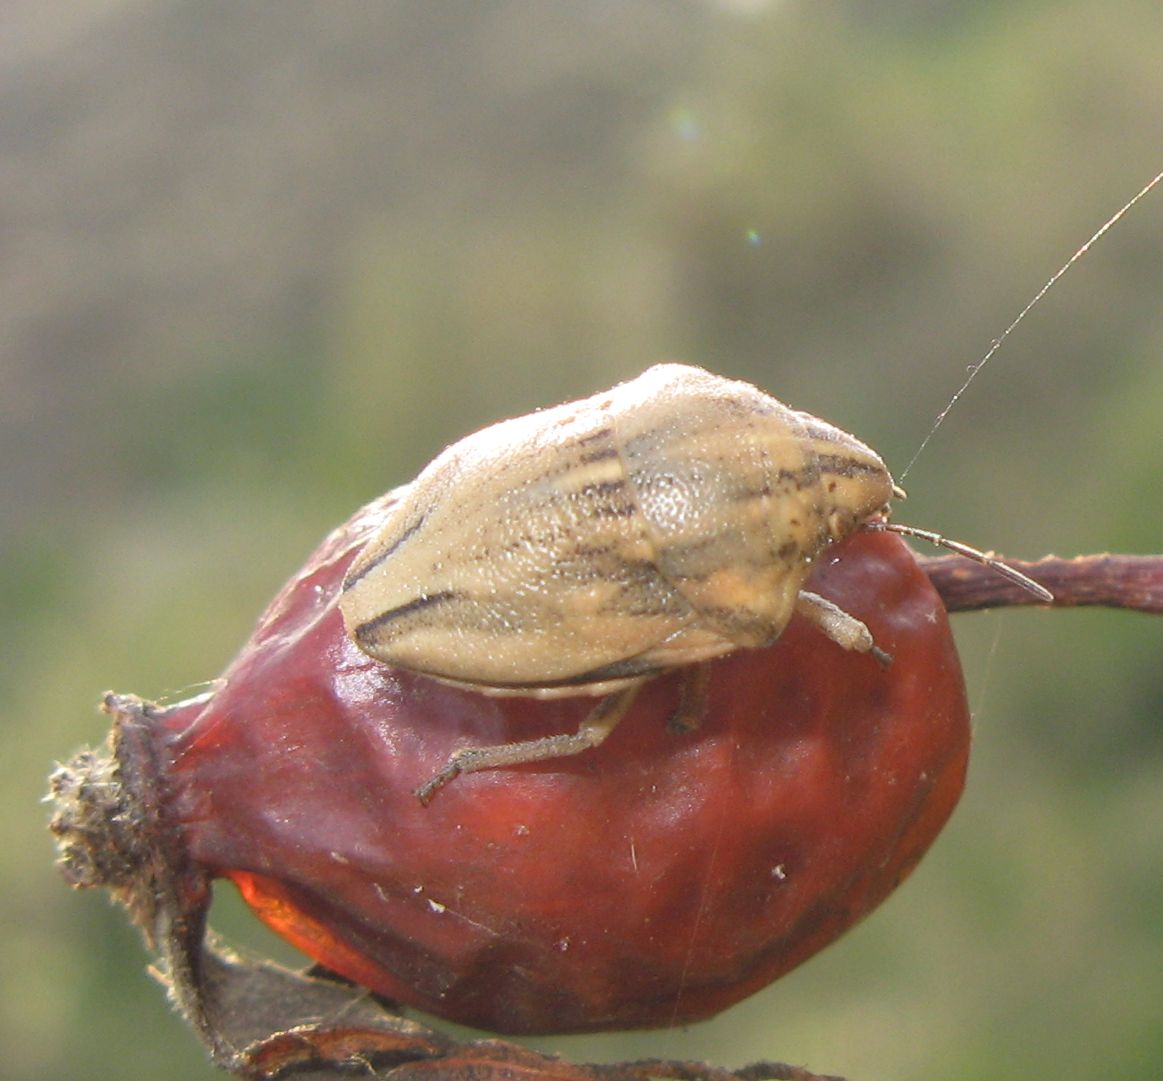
<box><xmin>920</xmin><ymin>552</ymin><xmax>1163</xmax><ymax>614</ymax></box>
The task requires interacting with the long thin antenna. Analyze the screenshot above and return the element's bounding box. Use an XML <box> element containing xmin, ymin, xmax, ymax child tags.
<box><xmin>900</xmin><ymin>169</ymin><xmax>1163</xmax><ymax>482</ymax></box>
<box><xmin>866</xmin><ymin>520</ymin><xmax>1054</xmax><ymax>602</ymax></box>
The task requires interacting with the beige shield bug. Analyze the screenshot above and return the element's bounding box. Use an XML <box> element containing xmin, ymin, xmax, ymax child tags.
<box><xmin>340</xmin><ymin>363</ymin><xmax>1049</xmax><ymax>802</ymax></box>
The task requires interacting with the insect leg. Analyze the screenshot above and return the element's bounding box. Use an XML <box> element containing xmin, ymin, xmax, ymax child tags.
<box><xmin>795</xmin><ymin>590</ymin><xmax>892</xmax><ymax>666</ymax></box>
<box><xmin>667</xmin><ymin>662</ymin><xmax>712</xmax><ymax>734</ymax></box>
<box><xmin>415</xmin><ymin>681</ymin><xmax>645</xmax><ymax>804</ymax></box>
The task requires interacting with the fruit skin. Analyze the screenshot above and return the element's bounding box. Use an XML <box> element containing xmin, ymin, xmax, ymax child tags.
<box><xmin>147</xmin><ymin>492</ymin><xmax>969</xmax><ymax>1035</ymax></box>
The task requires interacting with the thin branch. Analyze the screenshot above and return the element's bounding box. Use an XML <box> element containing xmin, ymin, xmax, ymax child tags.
<box><xmin>921</xmin><ymin>553</ymin><xmax>1163</xmax><ymax>615</ymax></box>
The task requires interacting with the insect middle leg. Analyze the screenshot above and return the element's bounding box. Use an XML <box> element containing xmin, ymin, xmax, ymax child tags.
<box><xmin>415</xmin><ymin>680</ymin><xmax>645</xmax><ymax>804</ymax></box>
<box><xmin>795</xmin><ymin>590</ymin><xmax>892</xmax><ymax>666</ymax></box>
<box><xmin>666</xmin><ymin>662</ymin><xmax>712</xmax><ymax>734</ymax></box>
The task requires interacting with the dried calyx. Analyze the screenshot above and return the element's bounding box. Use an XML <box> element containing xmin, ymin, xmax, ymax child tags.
<box><xmin>50</xmin><ymin>705</ymin><xmax>173</xmax><ymax>936</ymax></box>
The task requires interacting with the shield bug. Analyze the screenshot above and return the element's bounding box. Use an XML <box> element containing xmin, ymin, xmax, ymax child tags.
<box><xmin>339</xmin><ymin>362</ymin><xmax>1048</xmax><ymax>801</ymax></box>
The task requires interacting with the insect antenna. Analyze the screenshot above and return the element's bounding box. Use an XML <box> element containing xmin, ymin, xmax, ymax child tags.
<box><xmin>899</xmin><ymin>168</ymin><xmax>1163</xmax><ymax>484</ymax></box>
<box><xmin>864</xmin><ymin>519</ymin><xmax>1053</xmax><ymax>602</ymax></box>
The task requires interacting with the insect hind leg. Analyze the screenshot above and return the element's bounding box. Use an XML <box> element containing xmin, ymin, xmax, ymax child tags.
<box><xmin>795</xmin><ymin>590</ymin><xmax>892</xmax><ymax>666</ymax></box>
<box><xmin>415</xmin><ymin>681</ymin><xmax>645</xmax><ymax>804</ymax></box>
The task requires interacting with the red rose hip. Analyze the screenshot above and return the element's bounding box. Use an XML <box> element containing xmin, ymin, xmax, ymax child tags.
<box><xmin>111</xmin><ymin>491</ymin><xmax>972</xmax><ymax>1034</ymax></box>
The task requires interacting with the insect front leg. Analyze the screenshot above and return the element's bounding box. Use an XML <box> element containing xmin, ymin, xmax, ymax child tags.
<box><xmin>415</xmin><ymin>681</ymin><xmax>646</xmax><ymax>805</ymax></box>
<box><xmin>795</xmin><ymin>590</ymin><xmax>892</xmax><ymax>666</ymax></box>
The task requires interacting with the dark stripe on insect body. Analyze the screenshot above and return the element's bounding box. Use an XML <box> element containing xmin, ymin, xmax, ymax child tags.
<box><xmin>547</xmin><ymin>620</ymin><xmax>740</xmax><ymax>687</ymax></box>
<box><xmin>555</xmin><ymin>543</ymin><xmax>657</xmax><ymax>579</ymax></box>
<box><xmin>569</xmin><ymin>423</ymin><xmax>618</xmax><ymax>460</ymax></box>
<box><xmin>527</xmin><ymin>432</ymin><xmax>621</xmax><ymax>486</ymax></box>
<box><xmin>574</xmin><ymin>478</ymin><xmax>639</xmax><ymax>519</ymax></box>
<box><xmin>630</xmin><ymin>466</ymin><xmax>817</xmax><ymax>536</ymax></box>
<box><xmin>696</xmin><ymin>603</ymin><xmax>787</xmax><ymax>646</ymax></box>
<box><xmin>353</xmin><ymin>589</ymin><xmax>459</xmax><ymax>644</ymax></box>
<box><xmin>575</xmin><ymin>444</ymin><xmax>621</xmax><ymax>465</ymax></box>
<box><xmin>343</xmin><ymin>513</ymin><xmax>428</xmax><ymax>587</ymax></box>
<box><xmin>614</xmin><ymin>575</ymin><xmax>695</xmax><ymax>620</ymax></box>
<box><xmin>651</xmin><ymin>530</ymin><xmax>724</xmax><ymax>569</ymax></box>
<box><xmin>498</xmin><ymin>652</ymin><xmax>668</xmax><ymax>689</ymax></box>
<box><xmin>723</xmin><ymin>465</ymin><xmax>822</xmax><ymax>503</ymax></box>
<box><xmin>576</xmin><ymin>478</ymin><xmax>626</xmax><ymax>499</ymax></box>
<box><xmin>569</xmin><ymin>419</ymin><xmax>614</xmax><ymax>442</ymax></box>
<box><xmin>458</xmin><ymin>482</ymin><xmax>648</xmax><ymax>586</ymax></box>
<box><xmin>617</xmin><ymin>417</ymin><xmax>710</xmax><ymax>464</ymax></box>
<box><xmin>521</xmin><ymin>436</ymin><xmax>626</xmax><ymax>502</ymax></box>
<box><xmin>811</xmin><ymin>452</ymin><xmax>885</xmax><ymax>481</ymax></box>
<box><xmin>657</xmin><ymin>528</ymin><xmax>800</xmax><ymax>577</ymax></box>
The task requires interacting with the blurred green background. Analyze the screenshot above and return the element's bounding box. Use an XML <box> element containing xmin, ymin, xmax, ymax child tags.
<box><xmin>4</xmin><ymin>3</ymin><xmax>1162</xmax><ymax>1079</ymax></box>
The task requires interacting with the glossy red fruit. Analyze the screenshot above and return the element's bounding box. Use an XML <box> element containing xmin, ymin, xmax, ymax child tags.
<box><xmin>141</xmin><ymin>493</ymin><xmax>969</xmax><ymax>1035</ymax></box>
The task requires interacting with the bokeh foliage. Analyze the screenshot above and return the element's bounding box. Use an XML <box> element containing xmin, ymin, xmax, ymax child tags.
<box><xmin>3</xmin><ymin>3</ymin><xmax>1161</xmax><ymax>1079</ymax></box>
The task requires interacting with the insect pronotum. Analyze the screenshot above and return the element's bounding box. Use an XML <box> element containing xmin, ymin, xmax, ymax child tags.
<box><xmin>338</xmin><ymin>362</ymin><xmax>1050</xmax><ymax>803</ymax></box>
